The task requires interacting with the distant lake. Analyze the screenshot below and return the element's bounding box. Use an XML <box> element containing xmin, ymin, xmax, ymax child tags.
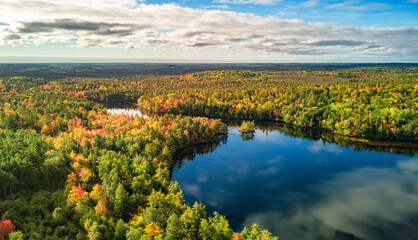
<box><xmin>106</xmin><ymin>108</ymin><xmax>147</xmax><ymax>118</ymax></box>
<box><xmin>109</xmin><ymin>109</ymin><xmax>418</xmax><ymax>240</ymax></box>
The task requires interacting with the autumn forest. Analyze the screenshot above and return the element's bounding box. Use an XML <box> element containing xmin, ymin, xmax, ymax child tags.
<box><xmin>0</xmin><ymin>64</ymin><xmax>417</xmax><ymax>240</ymax></box>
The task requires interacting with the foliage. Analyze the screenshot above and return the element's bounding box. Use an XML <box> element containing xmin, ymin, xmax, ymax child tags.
<box><xmin>239</xmin><ymin>120</ymin><xmax>256</xmax><ymax>133</ymax></box>
<box><xmin>0</xmin><ymin>219</ymin><xmax>16</xmax><ymax>238</ymax></box>
<box><xmin>241</xmin><ymin>224</ymin><xmax>278</xmax><ymax>240</ymax></box>
<box><xmin>9</xmin><ymin>230</ymin><xmax>23</xmax><ymax>240</ymax></box>
<box><xmin>134</xmin><ymin>69</ymin><xmax>417</xmax><ymax>141</ymax></box>
<box><xmin>0</xmin><ymin>74</ymin><xmax>262</xmax><ymax>239</ymax></box>
<box><xmin>144</xmin><ymin>221</ymin><xmax>164</xmax><ymax>237</ymax></box>
<box><xmin>1</xmin><ymin>66</ymin><xmax>414</xmax><ymax>239</ymax></box>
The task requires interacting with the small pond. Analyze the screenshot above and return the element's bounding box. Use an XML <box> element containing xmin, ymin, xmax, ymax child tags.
<box><xmin>106</xmin><ymin>108</ymin><xmax>147</xmax><ymax>118</ymax></box>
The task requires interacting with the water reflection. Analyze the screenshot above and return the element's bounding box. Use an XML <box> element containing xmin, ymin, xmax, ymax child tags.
<box><xmin>172</xmin><ymin>124</ymin><xmax>418</xmax><ymax>240</ymax></box>
<box><xmin>106</xmin><ymin>108</ymin><xmax>147</xmax><ymax>118</ymax></box>
<box><xmin>241</xmin><ymin>132</ymin><xmax>255</xmax><ymax>141</ymax></box>
<box><xmin>171</xmin><ymin>134</ymin><xmax>228</xmax><ymax>177</ymax></box>
<box><xmin>244</xmin><ymin>157</ymin><xmax>418</xmax><ymax>240</ymax></box>
<box><xmin>226</xmin><ymin>120</ymin><xmax>417</xmax><ymax>156</ymax></box>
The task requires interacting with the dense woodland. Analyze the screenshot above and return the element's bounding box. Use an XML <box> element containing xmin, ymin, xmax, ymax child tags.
<box><xmin>135</xmin><ymin>69</ymin><xmax>417</xmax><ymax>142</ymax></box>
<box><xmin>0</xmin><ymin>75</ymin><xmax>275</xmax><ymax>239</ymax></box>
<box><xmin>0</xmin><ymin>65</ymin><xmax>416</xmax><ymax>239</ymax></box>
<box><xmin>28</xmin><ymin>65</ymin><xmax>415</xmax><ymax>142</ymax></box>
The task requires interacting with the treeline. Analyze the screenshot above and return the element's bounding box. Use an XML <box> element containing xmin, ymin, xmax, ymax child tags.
<box><xmin>21</xmin><ymin>66</ymin><xmax>415</xmax><ymax>141</ymax></box>
<box><xmin>1</xmin><ymin>63</ymin><xmax>417</xmax><ymax>78</ymax></box>
<box><xmin>135</xmin><ymin>69</ymin><xmax>417</xmax><ymax>142</ymax></box>
<box><xmin>0</xmin><ymin>77</ymin><xmax>276</xmax><ymax>239</ymax></box>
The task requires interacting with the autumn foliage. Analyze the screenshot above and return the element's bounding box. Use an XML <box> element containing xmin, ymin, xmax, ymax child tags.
<box><xmin>1</xmin><ymin>66</ymin><xmax>412</xmax><ymax>239</ymax></box>
<box><xmin>0</xmin><ymin>219</ymin><xmax>16</xmax><ymax>238</ymax></box>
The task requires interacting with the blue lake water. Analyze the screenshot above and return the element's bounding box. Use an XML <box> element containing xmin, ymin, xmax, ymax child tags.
<box><xmin>172</xmin><ymin>126</ymin><xmax>418</xmax><ymax>240</ymax></box>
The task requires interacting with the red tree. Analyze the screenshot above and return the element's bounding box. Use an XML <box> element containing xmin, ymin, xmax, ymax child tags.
<box><xmin>0</xmin><ymin>219</ymin><xmax>16</xmax><ymax>238</ymax></box>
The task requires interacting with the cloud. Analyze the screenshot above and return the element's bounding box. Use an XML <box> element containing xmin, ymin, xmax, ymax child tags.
<box><xmin>308</xmin><ymin>39</ymin><xmax>368</xmax><ymax>47</ymax></box>
<box><xmin>4</xmin><ymin>33</ymin><xmax>21</xmax><ymax>40</ymax></box>
<box><xmin>254</xmin><ymin>130</ymin><xmax>293</xmax><ymax>144</ymax></box>
<box><xmin>308</xmin><ymin>141</ymin><xmax>343</xmax><ymax>154</ymax></box>
<box><xmin>214</xmin><ymin>0</ymin><xmax>282</xmax><ymax>5</ymax></box>
<box><xmin>257</xmin><ymin>166</ymin><xmax>278</xmax><ymax>176</ymax></box>
<box><xmin>183</xmin><ymin>184</ymin><xmax>202</xmax><ymax>200</ymax></box>
<box><xmin>18</xmin><ymin>19</ymin><xmax>137</xmax><ymax>36</ymax></box>
<box><xmin>0</xmin><ymin>1</ymin><xmax>417</xmax><ymax>60</ymax></box>
<box><xmin>243</xmin><ymin>158</ymin><xmax>418</xmax><ymax>240</ymax></box>
<box><xmin>326</xmin><ymin>1</ymin><xmax>388</xmax><ymax>11</ymax></box>
<box><xmin>154</xmin><ymin>47</ymin><xmax>175</xmax><ymax>51</ymax></box>
<box><xmin>301</xmin><ymin>0</ymin><xmax>319</xmax><ymax>7</ymax></box>
<box><xmin>200</xmin><ymin>5</ymin><xmax>230</xmax><ymax>9</ymax></box>
<box><xmin>278</xmin><ymin>11</ymin><xmax>298</xmax><ymax>16</ymax></box>
<box><xmin>106</xmin><ymin>108</ymin><xmax>147</xmax><ymax>118</ymax></box>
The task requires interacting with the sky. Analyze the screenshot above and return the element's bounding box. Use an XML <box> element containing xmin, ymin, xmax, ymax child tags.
<box><xmin>0</xmin><ymin>0</ymin><xmax>417</xmax><ymax>63</ymax></box>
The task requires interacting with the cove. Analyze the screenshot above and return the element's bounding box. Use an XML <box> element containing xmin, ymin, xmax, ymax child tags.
<box><xmin>107</xmin><ymin>109</ymin><xmax>418</xmax><ymax>240</ymax></box>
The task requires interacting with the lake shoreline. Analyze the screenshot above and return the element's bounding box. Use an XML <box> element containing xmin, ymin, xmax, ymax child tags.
<box><xmin>136</xmin><ymin>107</ymin><xmax>418</xmax><ymax>149</ymax></box>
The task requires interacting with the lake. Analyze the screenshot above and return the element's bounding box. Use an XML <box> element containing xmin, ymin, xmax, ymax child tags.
<box><xmin>172</xmin><ymin>125</ymin><xmax>418</xmax><ymax>240</ymax></box>
<box><xmin>108</xmin><ymin>109</ymin><xmax>418</xmax><ymax>240</ymax></box>
<box><xmin>106</xmin><ymin>108</ymin><xmax>148</xmax><ymax>118</ymax></box>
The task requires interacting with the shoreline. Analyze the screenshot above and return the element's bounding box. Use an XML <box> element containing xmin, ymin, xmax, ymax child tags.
<box><xmin>137</xmin><ymin>108</ymin><xmax>418</xmax><ymax>149</ymax></box>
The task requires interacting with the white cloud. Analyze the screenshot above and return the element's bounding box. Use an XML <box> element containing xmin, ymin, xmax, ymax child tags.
<box><xmin>182</xmin><ymin>183</ymin><xmax>202</xmax><ymax>200</ymax></box>
<box><xmin>214</xmin><ymin>0</ymin><xmax>282</xmax><ymax>5</ymax></box>
<box><xmin>308</xmin><ymin>141</ymin><xmax>343</xmax><ymax>154</ymax></box>
<box><xmin>326</xmin><ymin>0</ymin><xmax>388</xmax><ymax>11</ymax></box>
<box><xmin>301</xmin><ymin>0</ymin><xmax>319</xmax><ymax>7</ymax></box>
<box><xmin>154</xmin><ymin>47</ymin><xmax>175</xmax><ymax>51</ymax></box>
<box><xmin>243</xmin><ymin>158</ymin><xmax>418</xmax><ymax>239</ymax></box>
<box><xmin>0</xmin><ymin>1</ymin><xmax>417</xmax><ymax>60</ymax></box>
<box><xmin>278</xmin><ymin>11</ymin><xmax>298</xmax><ymax>16</ymax></box>
<box><xmin>255</xmin><ymin>130</ymin><xmax>293</xmax><ymax>144</ymax></box>
<box><xmin>200</xmin><ymin>4</ymin><xmax>230</xmax><ymax>9</ymax></box>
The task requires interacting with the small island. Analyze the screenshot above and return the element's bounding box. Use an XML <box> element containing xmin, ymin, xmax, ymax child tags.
<box><xmin>239</xmin><ymin>120</ymin><xmax>256</xmax><ymax>133</ymax></box>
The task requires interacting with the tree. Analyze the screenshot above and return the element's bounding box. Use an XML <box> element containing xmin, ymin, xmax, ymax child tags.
<box><xmin>199</xmin><ymin>219</ymin><xmax>214</xmax><ymax>240</ymax></box>
<box><xmin>165</xmin><ymin>214</ymin><xmax>184</xmax><ymax>240</ymax></box>
<box><xmin>0</xmin><ymin>219</ymin><xmax>16</xmax><ymax>238</ymax></box>
<box><xmin>240</xmin><ymin>224</ymin><xmax>278</xmax><ymax>240</ymax></box>
<box><xmin>144</xmin><ymin>222</ymin><xmax>163</xmax><ymax>238</ymax></box>
<box><xmin>88</xmin><ymin>224</ymin><xmax>103</xmax><ymax>240</ymax></box>
<box><xmin>114</xmin><ymin>183</ymin><xmax>129</xmax><ymax>218</ymax></box>
<box><xmin>9</xmin><ymin>231</ymin><xmax>23</xmax><ymax>240</ymax></box>
<box><xmin>42</xmin><ymin>150</ymin><xmax>68</xmax><ymax>189</ymax></box>
<box><xmin>114</xmin><ymin>219</ymin><xmax>128</xmax><ymax>240</ymax></box>
<box><xmin>52</xmin><ymin>207</ymin><xmax>66</xmax><ymax>225</ymax></box>
<box><xmin>211</xmin><ymin>212</ymin><xmax>233</xmax><ymax>240</ymax></box>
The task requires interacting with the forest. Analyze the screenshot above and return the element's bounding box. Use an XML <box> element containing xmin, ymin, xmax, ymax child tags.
<box><xmin>0</xmin><ymin>70</ymin><xmax>278</xmax><ymax>239</ymax></box>
<box><xmin>0</xmin><ymin>64</ymin><xmax>416</xmax><ymax>239</ymax></box>
<box><xmin>26</xmin><ymin>65</ymin><xmax>414</xmax><ymax>142</ymax></box>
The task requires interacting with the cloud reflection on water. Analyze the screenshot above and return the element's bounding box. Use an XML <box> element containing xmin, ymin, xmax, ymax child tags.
<box><xmin>243</xmin><ymin>158</ymin><xmax>418</xmax><ymax>240</ymax></box>
<box><xmin>308</xmin><ymin>141</ymin><xmax>343</xmax><ymax>155</ymax></box>
<box><xmin>106</xmin><ymin>108</ymin><xmax>147</xmax><ymax>118</ymax></box>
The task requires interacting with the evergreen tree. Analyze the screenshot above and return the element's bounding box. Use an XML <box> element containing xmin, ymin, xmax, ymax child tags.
<box><xmin>165</xmin><ymin>214</ymin><xmax>184</xmax><ymax>240</ymax></box>
<box><xmin>114</xmin><ymin>183</ymin><xmax>129</xmax><ymax>219</ymax></box>
<box><xmin>114</xmin><ymin>219</ymin><xmax>128</xmax><ymax>240</ymax></box>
